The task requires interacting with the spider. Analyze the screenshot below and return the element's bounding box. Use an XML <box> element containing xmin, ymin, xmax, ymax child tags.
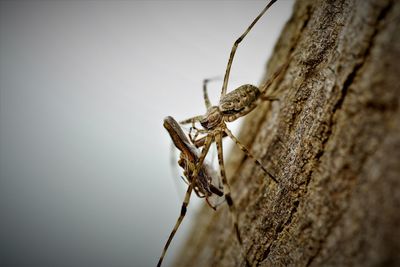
<box><xmin>159</xmin><ymin>0</ymin><xmax>291</xmax><ymax>266</ymax></box>
<box><xmin>180</xmin><ymin>0</ymin><xmax>289</xmax><ymax>189</ymax></box>
<box><xmin>178</xmin><ymin>0</ymin><xmax>291</xmax><ymax>193</ymax></box>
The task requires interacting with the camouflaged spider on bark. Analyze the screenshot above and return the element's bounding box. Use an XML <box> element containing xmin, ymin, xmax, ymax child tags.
<box><xmin>180</xmin><ymin>0</ymin><xmax>287</xmax><ymax>231</ymax></box>
<box><xmin>180</xmin><ymin>0</ymin><xmax>289</xmax><ymax>190</ymax></box>
<box><xmin>158</xmin><ymin>0</ymin><xmax>291</xmax><ymax>266</ymax></box>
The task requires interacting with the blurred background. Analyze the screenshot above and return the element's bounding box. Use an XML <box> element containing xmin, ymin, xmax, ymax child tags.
<box><xmin>0</xmin><ymin>1</ymin><xmax>294</xmax><ymax>267</ymax></box>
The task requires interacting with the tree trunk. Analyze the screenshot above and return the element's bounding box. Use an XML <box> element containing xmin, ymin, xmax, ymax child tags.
<box><xmin>175</xmin><ymin>0</ymin><xmax>400</xmax><ymax>266</ymax></box>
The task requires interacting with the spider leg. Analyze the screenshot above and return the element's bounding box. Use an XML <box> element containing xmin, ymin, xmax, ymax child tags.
<box><xmin>193</xmin><ymin>131</ymin><xmax>228</xmax><ymax>148</ymax></box>
<box><xmin>189</xmin><ymin>123</ymin><xmax>208</xmax><ymax>145</ymax></box>
<box><xmin>203</xmin><ymin>78</ymin><xmax>212</xmax><ymax>109</ymax></box>
<box><xmin>202</xmin><ymin>76</ymin><xmax>222</xmax><ymax>108</ymax></box>
<box><xmin>157</xmin><ymin>185</ymin><xmax>193</xmax><ymax>267</ymax></box>
<box><xmin>158</xmin><ymin>134</ymin><xmax>213</xmax><ymax>267</ymax></box>
<box><xmin>224</xmin><ymin>127</ymin><xmax>278</xmax><ymax>184</ymax></box>
<box><xmin>205</xmin><ymin>197</ymin><xmax>217</xmax><ymax>211</ymax></box>
<box><xmin>259</xmin><ymin>58</ymin><xmax>291</xmax><ymax>96</ymax></box>
<box><xmin>181</xmin><ymin>76</ymin><xmax>221</xmax><ymax>126</ymax></box>
<box><xmin>180</xmin><ymin>176</ymin><xmax>189</xmax><ymax>186</ymax></box>
<box><xmin>179</xmin><ymin>115</ymin><xmax>202</xmax><ymax>125</ymax></box>
<box><xmin>188</xmin><ymin>126</ymin><xmax>200</xmax><ymax>145</ymax></box>
<box><xmin>215</xmin><ymin>132</ymin><xmax>251</xmax><ymax>267</ymax></box>
<box><xmin>192</xmin><ymin>134</ymin><xmax>214</xmax><ymax>176</ymax></box>
<box><xmin>220</xmin><ymin>0</ymin><xmax>277</xmax><ymax>98</ymax></box>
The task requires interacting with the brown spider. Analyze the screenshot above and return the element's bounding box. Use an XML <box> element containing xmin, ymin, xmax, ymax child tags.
<box><xmin>158</xmin><ymin>0</ymin><xmax>291</xmax><ymax>266</ymax></box>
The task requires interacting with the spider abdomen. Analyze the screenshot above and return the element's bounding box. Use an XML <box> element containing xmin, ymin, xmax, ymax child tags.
<box><xmin>219</xmin><ymin>84</ymin><xmax>261</xmax><ymax>121</ymax></box>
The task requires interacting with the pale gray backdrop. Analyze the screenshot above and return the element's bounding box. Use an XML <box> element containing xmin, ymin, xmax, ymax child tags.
<box><xmin>0</xmin><ymin>1</ymin><xmax>294</xmax><ymax>266</ymax></box>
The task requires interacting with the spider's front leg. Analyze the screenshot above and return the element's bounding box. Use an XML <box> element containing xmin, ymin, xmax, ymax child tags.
<box><xmin>215</xmin><ymin>131</ymin><xmax>251</xmax><ymax>267</ymax></box>
<box><xmin>157</xmin><ymin>185</ymin><xmax>193</xmax><ymax>267</ymax></box>
<box><xmin>188</xmin><ymin>121</ymin><xmax>208</xmax><ymax>146</ymax></box>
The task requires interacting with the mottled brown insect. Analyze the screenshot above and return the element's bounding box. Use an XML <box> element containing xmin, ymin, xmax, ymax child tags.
<box><xmin>158</xmin><ymin>0</ymin><xmax>290</xmax><ymax>266</ymax></box>
<box><xmin>157</xmin><ymin>116</ymin><xmax>223</xmax><ymax>267</ymax></box>
<box><xmin>164</xmin><ymin>116</ymin><xmax>223</xmax><ymax>207</ymax></box>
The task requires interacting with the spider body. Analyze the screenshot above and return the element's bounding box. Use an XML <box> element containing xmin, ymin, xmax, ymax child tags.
<box><xmin>220</xmin><ymin>84</ymin><xmax>261</xmax><ymax>120</ymax></box>
<box><xmin>200</xmin><ymin>84</ymin><xmax>261</xmax><ymax>129</ymax></box>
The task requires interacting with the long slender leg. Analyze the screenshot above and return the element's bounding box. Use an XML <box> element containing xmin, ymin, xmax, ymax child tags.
<box><xmin>182</xmin><ymin>77</ymin><xmax>218</xmax><ymax>125</ymax></box>
<box><xmin>215</xmin><ymin>132</ymin><xmax>250</xmax><ymax>266</ymax></box>
<box><xmin>188</xmin><ymin>122</ymin><xmax>200</xmax><ymax>144</ymax></box>
<box><xmin>203</xmin><ymin>76</ymin><xmax>222</xmax><ymax>109</ymax></box>
<box><xmin>192</xmin><ymin>131</ymin><xmax>228</xmax><ymax>148</ymax></box>
<box><xmin>220</xmin><ymin>0</ymin><xmax>278</xmax><ymax>98</ymax></box>
<box><xmin>259</xmin><ymin>59</ymin><xmax>291</xmax><ymax>95</ymax></box>
<box><xmin>192</xmin><ymin>135</ymin><xmax>214</xmax><ymax>177</ymax></box>
<box><xmin>203</xmin><ymin>79</ymin><xmax>212</xmax><ymax>109</ymax></box>
<box><xmin>158</xmin><ymin>134</ymin><xmax>213</xmax><ymax>267</ymax></box>
<box><xmin>224</xmin><ymin>127</ymin><xmax>278</xmax><ymax>184</ymax></box>
<box><xmin>157</xmin><ymin>185</ymin><xmax>193</xmax><ymax>267</ymax></box>
<box><xmin>180</xmin><ymin>115</ymin><xmax>203</xmax><ymax>125</ymax></box>
<box><xmin>188</xmin><ymin>123</ymin><xmax>208</xmax><ymax>145</ymax></box>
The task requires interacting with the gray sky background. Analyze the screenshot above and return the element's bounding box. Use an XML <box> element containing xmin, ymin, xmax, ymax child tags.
<box><xmin>0</xmin><ymin>1</ymin><xmax>294</xmax><ymax>267</ymax></box>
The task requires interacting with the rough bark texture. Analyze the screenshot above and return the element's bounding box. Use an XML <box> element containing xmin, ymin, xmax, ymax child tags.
<box><xmin>175</xmin><ymin>0</ymin><xmax>400</xmax><ymax>266</ymax></box>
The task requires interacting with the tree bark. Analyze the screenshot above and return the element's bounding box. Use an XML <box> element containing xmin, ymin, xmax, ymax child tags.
<box><xmin>175</xmin><ymin>0</ymin><xmax>400</xmax><ymax>266</ymax></box>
